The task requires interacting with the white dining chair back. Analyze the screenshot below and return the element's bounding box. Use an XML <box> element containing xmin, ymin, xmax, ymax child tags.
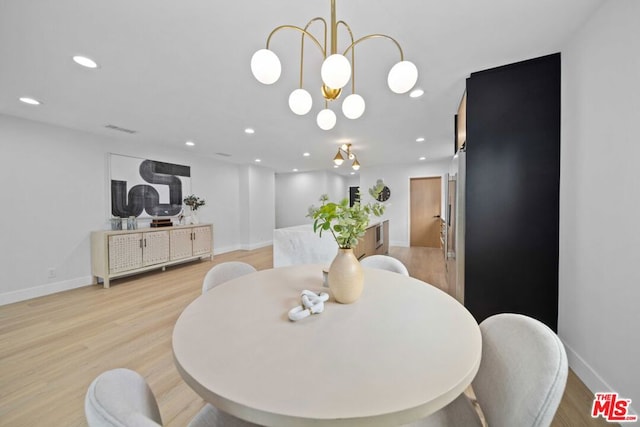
<box><xmin>85</xmin><ymin>368</ymin><xmax>162</xmax><ymax>427</ymax></box>
<box><xmin>85</xmin><ymin>368</ymin><xmax>259</xmax><ymax>427</ymax></box>
<box><xmin>202</xmin><ymin>262</ymin><xmax>257</xmax><ymax>294</ymax></box>
<box><xmin>360</xmin><ymin>255</ymin><xmax>409</xmax><ymax>276</ymax></box>
<box><xmin>473</xmin><ymin>313</ymin><xmax>568</xmax><ymax>427</ymax></box>
<box><xmin>405</xmin><ymin>313</ymin><xmax>568</xmax><ymax>427</ymax></box>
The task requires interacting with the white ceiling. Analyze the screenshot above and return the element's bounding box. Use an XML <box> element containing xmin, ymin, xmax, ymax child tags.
<box><xmin>0</xmin><ymin>0</ymin><xmax>605</xmax><ymax>175</ymax></box>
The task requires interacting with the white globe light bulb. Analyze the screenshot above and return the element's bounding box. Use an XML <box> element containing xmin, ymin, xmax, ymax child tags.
<box><xmin>250</xmin><ymin>49</ymin><xmax>281</xmax><ymax>85</ymax></box>
<box><xmin>321</xmin><ymin>54</ymin><xmax>351</xmax><ymax>89</ymax></box>
<box><xmin>387</xmin><ymin>60</ymin><xmax>418</xmax><ymax>94</ymax></box>
<box><xmin>316</xmin><ymin>109</ymin><xmax>337</xmax><ymax>131</ymax></box>
<box><xmin>288</xmin><ymin>89</ymin><xmax>312</xmax><ymax>115</ymax></box>
<box><xmin>342</xmin><ymin>93</ymin><xmax>366</xmax><ymax>119</ymax></box>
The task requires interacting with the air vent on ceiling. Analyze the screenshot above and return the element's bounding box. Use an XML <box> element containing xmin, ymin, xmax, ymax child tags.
<box><xmin>215</xmin><ymin>152</ymin><xmax>232</xmax><ymax>157</ymax></box>
<box><xmin>105</xmin><ymin>124</ymin><xmax>137</xmax><ymax>134</ymax></box>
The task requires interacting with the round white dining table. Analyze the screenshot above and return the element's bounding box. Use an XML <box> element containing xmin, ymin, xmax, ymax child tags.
<box><xmin>172</xmin><ymin>264</ymin><xmax>481</xmax><ymax>427</ymax></box>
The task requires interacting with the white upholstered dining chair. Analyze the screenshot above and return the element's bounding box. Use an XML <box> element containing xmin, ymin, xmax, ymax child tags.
<box><xmin>360</xmin><ymin>255</ymin><xmax>410</xmax><ymax>276</ymax></box>
<box><xmin>405</xmin><ymin>313</ymin><xmax>568</xmax><ymax>427</ymax></box>
<box><xmin>85</xmin><ymin>368</ymin><xmax>258</xmax><ymax>427</ymax></box>
<box><xmin>202</xmin><ymin>262</ymin><xmax>257</xmax><ymax>294</ymax></box>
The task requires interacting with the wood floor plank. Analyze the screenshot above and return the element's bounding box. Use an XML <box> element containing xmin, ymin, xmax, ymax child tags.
<box><xmin>0</xmin><ymin>245</ymin><xmax>609</xmax><ymax>426</ymax></box>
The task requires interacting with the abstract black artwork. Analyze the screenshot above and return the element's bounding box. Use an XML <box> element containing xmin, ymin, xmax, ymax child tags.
<box><xmin>110</xmin><ymin>154</ymin><xmax>191</xmax><ymax>218</ymax></box>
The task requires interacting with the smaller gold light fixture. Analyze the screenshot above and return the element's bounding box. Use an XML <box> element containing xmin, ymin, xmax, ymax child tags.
<box><xmin>333</xmin><ymin>143</ymin><xmax>360</xmax><ymax>170</ymax></box>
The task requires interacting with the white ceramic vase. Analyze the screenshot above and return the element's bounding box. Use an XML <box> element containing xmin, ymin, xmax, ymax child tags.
<box><xmin>328</xmin><ymin>248</ymin><xmax>364</xmax><ymax>304</ymax></box>
<box><xmin>184</xmin><ymin>206</ymin><xmax>199</xmax><ymax>224</ymax></box>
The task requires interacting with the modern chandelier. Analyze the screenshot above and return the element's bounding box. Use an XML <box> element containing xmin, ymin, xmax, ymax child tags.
<box><xmin>250</xmin><ymin>0</ymin><xmax>418</xmax><ymax>131</ymax></box>
<box><xmin>333</xmin><ymin>143</ymin><xmax>360</xmax><ymax>170</ymax></box>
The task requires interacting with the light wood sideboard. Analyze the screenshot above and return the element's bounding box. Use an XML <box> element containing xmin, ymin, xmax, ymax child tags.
<box><xmin>91</xmin><ymin>224</ymin><xmax>213</xmax><ymax>288</ymax></box>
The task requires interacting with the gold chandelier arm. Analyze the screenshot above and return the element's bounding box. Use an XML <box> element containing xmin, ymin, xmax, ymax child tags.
<box><xmin>304</xmin><ymin>18</ymin><xmax>328</xmax><ymax>56</ymax></box>
<box><xmin>342</xmin><ymin>33</ymin><xmax>405</xmax><ymax>61</ymax></box>
<box><xmin>298</xmin><ymin>18</ymin><xmax>327</xmax><ymax>88</ymax></box>
<box><xmin>337</xmin><ymin>20</ymin><xmax>356</xmax><ymax>94</ymax></box>
<box><xmin>266</xmin><ymin>25</ymin><xmax>326</xmax><ymax>57</ymax></box>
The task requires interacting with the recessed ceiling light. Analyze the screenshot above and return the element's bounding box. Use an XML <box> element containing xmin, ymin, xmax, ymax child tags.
<box><xmin>333</xmin><ymin>165</ymin><xmax>339</xmax><ymax>168</ymax></box>
<box><xmin>419</xmin><ymin>156</ymin><xmax>426</xmax><ymax>161</ymax></box>
<box><xmin>255</xmin><ymin>158</ymin><xmax>261</xmax><ymax>163</ymax></box>
<box><xmin>409</xmin><ymin>89</ymin><xmax>424</xmax><ymax>98</ymax></box>
<box><xmin>73</xmin><ymin>55</ymin><xmax>98</xmax><ymax>69</ymax></box>
<box><xmin>416</xmin><ymin>137</ymin><xmax>425</xmax><ymax>142</ymax></box>
<box><xmin>185</xmin><ymin>141</ymin><xmax>195</xmax><ymax>146</ymax></box>
<box><xmin>303</xmin><ymin>152</ymin><xmax>310</xmax><ymax>157</ymax></box>
<box><xmin>293</xmin><ymin>168</ymin><xmax>299</xmax><ymax>172</ymax></box>
<box><xmin>350</xmin><ymin>172</ymin><xmax>356</xmax><ymax>175</ymax></box>
<box><xmin>245</xmin><ymin>128</ymin><xmax>255</xmax><ymax>134</ymax></box>
<box><xmin>19</xmin><ymin>97</ymin><xmax>41</xmax><ymax>105</ymax></box>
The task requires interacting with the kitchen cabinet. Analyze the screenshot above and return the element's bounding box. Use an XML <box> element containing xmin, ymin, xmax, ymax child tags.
<box><xmin>91</xmin><ymin>224</ymin><xmax>213</xmax><ymax>288</ymax></box>
<box><xmin>354</xmin><ymin>220</ymin><xmax>389</xmax><ymax>260</ymax></box>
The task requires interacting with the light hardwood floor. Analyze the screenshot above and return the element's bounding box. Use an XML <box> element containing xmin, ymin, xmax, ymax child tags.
<box><xmin>0</xmin><ymin>246</ymin><xmax>611</xmax><ymax>426</ymax></box>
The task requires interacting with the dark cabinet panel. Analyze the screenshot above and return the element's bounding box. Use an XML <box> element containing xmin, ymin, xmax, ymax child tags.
<box><xmin>465</xmin><ymin>53</ymin><xmax>560</xmax><ymax>331</ymax></box>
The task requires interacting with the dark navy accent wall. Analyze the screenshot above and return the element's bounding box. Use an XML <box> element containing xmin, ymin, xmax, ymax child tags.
<box><xmin>464</xmin><ymin>53</ymin><xmax>560</xmax><ymax>331</ymax></box>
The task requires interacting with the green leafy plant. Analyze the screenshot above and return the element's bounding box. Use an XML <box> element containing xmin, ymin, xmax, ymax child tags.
<box><xmin>306</xmin><ymin>181</ymin><xmax>386</xmax><ymax>249</ymax></box>
<box><xmin>183</xmin><ymin>194</ymin><xmax>206</xmax><ymax>211</ymax></box>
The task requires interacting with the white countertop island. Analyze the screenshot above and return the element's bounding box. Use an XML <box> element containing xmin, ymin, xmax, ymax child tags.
<box><xmin>273</xmin><ymin>219</ymin><xmax>389</xmax><ymax>267</ymax></box>
<box><xmin>273</xmin><ymin>223</ymin><xmax>337</xmax><ymax>267</ymax></box>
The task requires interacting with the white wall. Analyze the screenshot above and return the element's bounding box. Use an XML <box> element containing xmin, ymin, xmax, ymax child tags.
<box><xmin>560</xmin><ymin>0</ymin><xmax>639</xmax><ymax>408</ymax></box>
<box><xmin>242</xmin><ymin>165</ymin><xmax>275</xmax><ymax>249</ymax></box>
<box><xmin>275</xmin><ymin>171</ymin><xmax>347</xmax><ymax>228</ymax></box>
<box><xmin>345</xmin><ymin>176</ymin><xmax>360</xmax><ymax>189</ymax></box>
<box><xmin>0</xmin><ymin>114</ymin><xmax>274</xmax><ymax>304</ymax></box>
<box><xmin>326</xmin><ymin>172</ymin><xmax>349</xmax><ymax>202</ymax></box>
<box><xmin>359</xmin><ymin>160</ymin><xmax>450</xmax><ymax>246</ymax></box>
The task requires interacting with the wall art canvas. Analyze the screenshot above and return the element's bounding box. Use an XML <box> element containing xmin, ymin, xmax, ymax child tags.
<box><xmin>109</xmin><ymin>154</ymin><xmax>191</xmax><ymax>219</ymax></box>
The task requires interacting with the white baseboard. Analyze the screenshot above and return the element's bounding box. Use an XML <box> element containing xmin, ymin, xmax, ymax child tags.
<box><xmin>214</xmin><ymin>244</ymin><xmax>242</xmax><ymax>254</ymax></box>
<box><xmin>1</xmin><ymin>241</ymin><xmax>276</xmax><ymax>306</ymax></box>
<box><xmin>563</xmin><ymin>340</ymin><xmax>636</xmax><ymax>416</ymax></box>
<box><xmin>214</xmin><ymin>240</ymin><xmax>272</xmax><ymax>254</ymax></box>
<box><xmin>563</xmin><ymin>341</ymin><xmax>612</xmax><ymax>394</ymax></box>
<box><xmin>0</xmin><ymin>276</ymin><xmax>94</xmax><ymax>306</ymax></box>
<box><xmin>390</xmin><ymin>240</ymin><xmax>408</xmax><ymax>247</ymax></box>
<box><xmin>238</xmin><ymin>240</ymin><xmax>273</xmax><ymax>251</ymax></box>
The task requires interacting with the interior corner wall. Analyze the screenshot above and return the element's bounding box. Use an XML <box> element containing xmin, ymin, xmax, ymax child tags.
<box><xmin>275</xmin><ymin>171</ymin><xmax>347</xmax><ymax>229</ymax></box>
<box><xmin>345</xmin><ymin>175</ymin><xmax>360</xmax><ymax>189</ymax></box>
<box><xmin>326</xmin><ymin>172</ymin><xmax>349</xmax><ymax>202</ymax></box>
<box><xmin>559</xmin><ymin>0</ymin><xmax>639</xmax><ymax>408</ymax></box>
<box><xmin>241</xmin><ymin>164</ymin><xmax>275</xmax><ymax>250</ymax></box>
<box><xmin>238</xmin><ymin>166</ymin><xmax>251</xmax><ymax>247</ymax></box>
<box><xmin>0</xmin><ymin>114</ymin><xmax>243</xmax><ymax>304</ymax></box>
<box><xmin>359</xmin><ymin>160</ymin><xmax>450</xmax><ymax>247</ymax></box>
